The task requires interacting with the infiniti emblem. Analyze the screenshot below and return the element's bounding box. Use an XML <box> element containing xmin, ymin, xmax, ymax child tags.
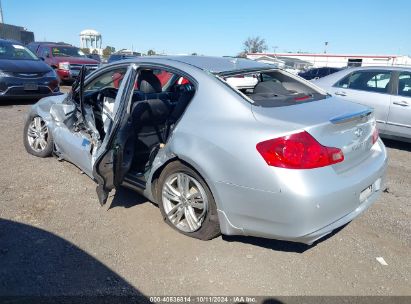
<box><xmin>354</xmin><ymin>128</ymin><xmax>363</xmax><ymax>138</ymax></box>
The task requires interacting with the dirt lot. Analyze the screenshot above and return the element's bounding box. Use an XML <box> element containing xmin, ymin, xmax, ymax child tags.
<box><xmin>0</xmin><ymin>94</ymin><xmax>410</xmax><ymax>298</ymax></box>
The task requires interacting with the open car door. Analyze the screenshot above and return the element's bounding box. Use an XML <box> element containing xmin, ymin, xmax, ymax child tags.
<box><xmin>92</xmin><ymin>64</ymin><xmax>138</xmax><ymax>205</ymax></box>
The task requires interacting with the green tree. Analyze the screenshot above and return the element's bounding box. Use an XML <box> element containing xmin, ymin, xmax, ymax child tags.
<box><xmin>102</xmin><ymin>46</ymin><xmax>115</xmax><ymax>57</ymax></box>
<box><xmin>147</xmin><ymin>49</ymin><xmax>156</xmax><ymax>56</ymax></box>
<box><xmin>243</xmin><ymin>36</ymin><xmax>268</xmax><ymax>54</ymax></box>
<box><xmin>80</xmin><ymin>48</ymin><xmax>90</xmax><ymax>55</ymax></box>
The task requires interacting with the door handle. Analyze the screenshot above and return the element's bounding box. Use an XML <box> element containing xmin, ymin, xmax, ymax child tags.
<box><xmin>393</xmin><ymin>100</ymin><xmax>409</xmax><ymax>107</ymax></box>
<box><xmin>335</xmin><ymin>91</ymin><xmax>347</xmax><ymax>96</ymax></box>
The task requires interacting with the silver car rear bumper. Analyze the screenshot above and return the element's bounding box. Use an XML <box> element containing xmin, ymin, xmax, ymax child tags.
<box><xmin>216</xmin><ymin>139</ymin><xmax>388</xmax><ymax>244</ymax></box>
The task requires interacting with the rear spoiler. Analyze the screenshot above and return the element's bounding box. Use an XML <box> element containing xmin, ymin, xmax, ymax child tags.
<box><xmin>330</xmin><ymin>109</ymin><xmax>373</xmax><ymax>124</ymax></box>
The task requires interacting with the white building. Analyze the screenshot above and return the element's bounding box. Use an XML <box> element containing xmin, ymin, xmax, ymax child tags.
<box><xmin>251</xmin><ymin>55</ymin><xmax>285</xmax><ymax>68</ymax></box>
<box><xmin>247</xmin><ymin>53</ymin><xmax>411</xmax><ymax>69</ymax></box>
<box><xmin>80</xmin><ymin>29</ymin><xmax>103</xmax><ymax>55</ymax></box>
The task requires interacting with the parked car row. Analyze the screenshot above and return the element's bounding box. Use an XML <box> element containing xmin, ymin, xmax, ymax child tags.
<box><xmin>0</xmin><ymin>39</ymin><xmax>103</xmax><ymax>100</ymax></box>
<box><xmin>0</xmin><ymin>38</ymin><xmax>147</xmax><ymax>100</ymax></box>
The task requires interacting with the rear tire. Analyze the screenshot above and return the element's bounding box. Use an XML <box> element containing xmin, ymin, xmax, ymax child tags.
<box><xmin>157</xmin><ymin>161</ymin><xmax>220</xmax><ymax>240</ymax></box>
<box><xmin>23</xmin><ymin>114</ymin><xmax>54</xmax><ymax>158</ymax></box>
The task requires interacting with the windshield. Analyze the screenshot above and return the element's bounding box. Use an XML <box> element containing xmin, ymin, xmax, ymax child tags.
<box><xmin>52</xmin><ymin>46</ymin><xmax>86</xmax><ymax>58</ymax></box>
<box><xmin>0</xmin><ymin>42</ymin><xmax>38</xmax><ymax>60</ymax></box>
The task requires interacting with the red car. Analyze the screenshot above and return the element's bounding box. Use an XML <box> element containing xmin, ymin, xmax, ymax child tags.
<box><xmin>35</xmin><ymin>43</ymin><xmax>99</xmax><ymax>83</ymax></box>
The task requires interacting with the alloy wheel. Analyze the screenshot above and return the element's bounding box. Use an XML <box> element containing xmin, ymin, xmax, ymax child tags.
<box><xmin>27</xmin><ymin>116</ymin><xmax>49</xmax><ymax>152</ymax></box>
<box><xmin>162</xmin><ymin>172</ymin><xmax>208</xmax><ymax>232</ymax></box>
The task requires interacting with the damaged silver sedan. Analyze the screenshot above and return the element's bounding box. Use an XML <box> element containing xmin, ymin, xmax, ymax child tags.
<box><xmin>23</xmin><ymin>56</ymin><xmax>388</xmax><ymax>243</ymax></box>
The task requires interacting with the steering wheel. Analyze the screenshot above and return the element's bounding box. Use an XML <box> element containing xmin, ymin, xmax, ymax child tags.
<box><xmin>97</xmin><ymin>87</ymin><xmax>118</xmax><ymax>100</ymax></box>
<box><xmin>92</xmin><ymin>87</ymin><xmax>118</xmax><ymax>113</ymax></box>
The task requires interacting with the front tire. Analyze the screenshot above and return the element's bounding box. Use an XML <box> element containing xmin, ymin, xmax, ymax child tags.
<box><xmin>23</xmin><ymin>114</ymin><xmax>54</xmax><ymax>158</ymax></box>
<box><xmin>157</xmin><ymin>161</ymin><xmax>220</xmax><ymax>240</ymax></box>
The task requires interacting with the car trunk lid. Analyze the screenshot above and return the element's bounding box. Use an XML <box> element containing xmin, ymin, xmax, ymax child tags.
<box><xmin>251</xmin><ymin>98</ymin><xmax>376</xmax><ymax>172</ymax></box>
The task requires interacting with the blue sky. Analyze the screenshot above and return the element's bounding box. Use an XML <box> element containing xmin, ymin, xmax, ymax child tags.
<box><xmin>3</xmin><ymin>0</ymin><xmax>410</xmax><ymax>56</ymax></box>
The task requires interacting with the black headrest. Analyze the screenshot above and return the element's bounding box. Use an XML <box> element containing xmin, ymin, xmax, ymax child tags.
<box><xmin>137</xmin><ymin>70</ymin><xmax>162</xmax><ymax>94</ymax></box>
<box><xmin>132</xmin><ymin>99</ymin><xmax>170</xmax><ymax>124</ymax></box>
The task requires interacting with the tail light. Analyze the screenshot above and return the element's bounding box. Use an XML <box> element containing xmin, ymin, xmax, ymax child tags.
<box><xmin>294</xmin><ymin>95</ymin><xmax>311</xmax><ymax>102</ymax></box>
<box><xmin>372</xmin><ymin>126</ymin><xmax>379</xmax><ymax>145</ymax></box>
<box><xmin>256</xmin><ymin>131</ymin><xmax>344</xmax><ymax>169</ymax></box>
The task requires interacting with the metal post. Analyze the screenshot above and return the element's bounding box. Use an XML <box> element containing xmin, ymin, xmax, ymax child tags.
<box><xmin>0</xmin><ymin>0</ymin><xmax>4</xmax><ymax>23</ymax></box>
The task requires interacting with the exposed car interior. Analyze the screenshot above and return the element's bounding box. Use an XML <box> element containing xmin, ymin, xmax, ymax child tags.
<box><xmin>224</xmin><ymin>70</ymin><xmax>327</xmax><ymax>107</ymax></box>
<box><xmin>79</xmin><ymin>67</ymin><xmax>195</xmax><ymax>175</ymax></box>
<box><xmin>69</xmin><ymin>67</ymin><xmax>323</xmax><ymax>178</ymax></box>
<box><xmin>129</xmin><ymin>70</ymin><xmax>195</xmax><ymax>173</ymax></box>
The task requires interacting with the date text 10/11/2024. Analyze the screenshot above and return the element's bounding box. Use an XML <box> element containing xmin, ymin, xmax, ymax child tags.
<box><xmin>149</xmin><ymin>296</ymin><xmax>257</xmax><ymax>303</ymax></box>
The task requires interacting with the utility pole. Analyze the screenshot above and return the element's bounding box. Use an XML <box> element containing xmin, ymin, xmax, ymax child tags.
<box><xmin>0</xmin><ymin>0</ymin><xmax>4</xmax><ymax>23</ymax></box>
<box><xmin>324</xmin><ymin>41</ymin><xmax>329</xmax><ymax>54</ymax></box>
<box><xmin>272</xmin><ymin>45</ymin><xmax>278</xmax><ymax>57</ymax></box>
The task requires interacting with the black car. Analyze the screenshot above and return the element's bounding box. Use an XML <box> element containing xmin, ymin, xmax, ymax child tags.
<box><xmin>298</xmin><ymin>67</ymin><xmax>342</xmax><ymax>80</ymax></box>
<box><xmin>107</xmin><ymin>53</ymin><xmax>140</xmax><ymax>64</ymax></box>
<box><xmin>0</xmin><ymin>39</ymin><xmax>60</xmax><ymax>100</ymax></box>
<box><xmin>86</xmin><ymin>53</ymin><xmax>101</xmax><ymax>62</ymax></box>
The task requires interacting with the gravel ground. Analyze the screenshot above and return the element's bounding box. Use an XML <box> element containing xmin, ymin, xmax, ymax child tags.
<box><xmin>0</xmin><ymin>94</ymin><xmax>410</xmax><ymax>298</ymax></box>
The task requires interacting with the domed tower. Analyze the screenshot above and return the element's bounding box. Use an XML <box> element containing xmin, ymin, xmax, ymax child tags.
<box><xmin>80</xmin><ymin>29</ymin><xmax>103</xmax><ymax>55</ymax></box>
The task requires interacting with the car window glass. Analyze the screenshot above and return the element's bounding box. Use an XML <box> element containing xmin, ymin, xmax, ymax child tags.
<box><xmin>335</xmin><ymin>72</ymin><xmax>360</xmax><ymax>88</ymax></box>
<box><xmin>42</xmin><ymin>48</ymin><xmax>49</xmax><ymax>58</ymax></box>
<box><xmin>136</xmin><ymin>68</ymin><xmax>193</xmax><ymax>93</ymax></box>
<box><xmin>365</xmin><ymin>73</ymin><xmax>390</xmax><ymax>89</ymax></box>
<box><xmin>153</xmin><ymin>69</ymin><xmax>175</xmax><ymax>90</ymax></box>
<box><xmin>52</xmin><ymin>47</ymin><xmax>85</xmax><ymax>58</ymax></box>
<box><xmin>336</xmin><ymin>71</ymin><xmax>391</xmax><ymax>93</ymax></box>
<box><xmin>261</xmin><ymin>73</ymin><xmax>281</xmax><ymax>82</ymax></box>
<box><xmin>0</xmin><ymin>42</ymin><xmax>38</xmax><ymax>60</ymax></box>
<box><xmin>84</xmin><ymin>68</ymin><xmax>128</xmax><ymax>92</ymax></box>
<box><xmin>398</xmin><ymin>72</ymin><xmax>411</xmax><ymax>97</ymax></box>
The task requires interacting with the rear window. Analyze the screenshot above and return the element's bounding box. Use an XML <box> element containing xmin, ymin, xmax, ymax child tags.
<box><xmin>222</xmin><ymin>70</ymin><xmax>327</xmax><ymax>107</ymax></box>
